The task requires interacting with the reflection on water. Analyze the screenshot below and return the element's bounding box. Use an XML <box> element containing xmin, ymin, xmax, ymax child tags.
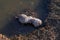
<box><xmin>0</xmin><ymin>0</ymin><xmax>50</xmax><ymax>37</ymax></box>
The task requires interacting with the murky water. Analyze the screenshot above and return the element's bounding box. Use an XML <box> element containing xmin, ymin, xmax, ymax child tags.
<box><xmin>0</xmin><ymin>0</ymin><xmax>50</xmax><ymax>37</ymax></box>
<box><xmin>0</xmin><ymin>0</ymin><xmax>20</xmax><ymax>29</ymax></box>
<box><xmin>0</xmin><ymin>0</ymin><xmax>38</xmax><ymax>29</ymax></box>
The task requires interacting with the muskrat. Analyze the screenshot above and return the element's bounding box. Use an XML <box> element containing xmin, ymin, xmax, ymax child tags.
<box><xmin>15</xmin><ymin>14</ymin><xmax>42</xmax><ymax>27</ymax></box>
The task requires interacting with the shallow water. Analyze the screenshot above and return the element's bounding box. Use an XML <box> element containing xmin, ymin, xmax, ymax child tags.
<box><xmin>0</xmin><ymin>0</ymin><xmax>50</xmax><ymax>37</ymax></box>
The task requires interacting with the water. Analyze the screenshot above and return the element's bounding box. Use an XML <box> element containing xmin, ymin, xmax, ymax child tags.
<box><xmin>0</xmin><ymin>0</ymin><xmax>39</xmax><ymax>29</ymax></box>
<box><xmin>36</xmin><ymin>0</ymin><xmax>50</xmax><ymax>21</ymax></box>
<box><xmin>0</xmin><ymin>0</ymin><xmax>20</xmax><ymax>29</ymax></box>
<box><xmin>0</xmin><ymin>0</ymin><xmax>50</xmax><ymax>37</ymax></box>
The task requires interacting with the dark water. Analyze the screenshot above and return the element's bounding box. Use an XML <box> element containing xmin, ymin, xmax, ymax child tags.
<box><xmin>0</xmin><ymin>0</ymin><xmax>50</xmax><ymax>37</ymax></box>
<box><xmin>35</xmin><ymin>0</ymin><xmax>50</xmax><ymax>27</ymax></box>
<box><xmin>36</xmin><ymin>0</ymin><xmax>50</xmax><ymax>21</ymax></box>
